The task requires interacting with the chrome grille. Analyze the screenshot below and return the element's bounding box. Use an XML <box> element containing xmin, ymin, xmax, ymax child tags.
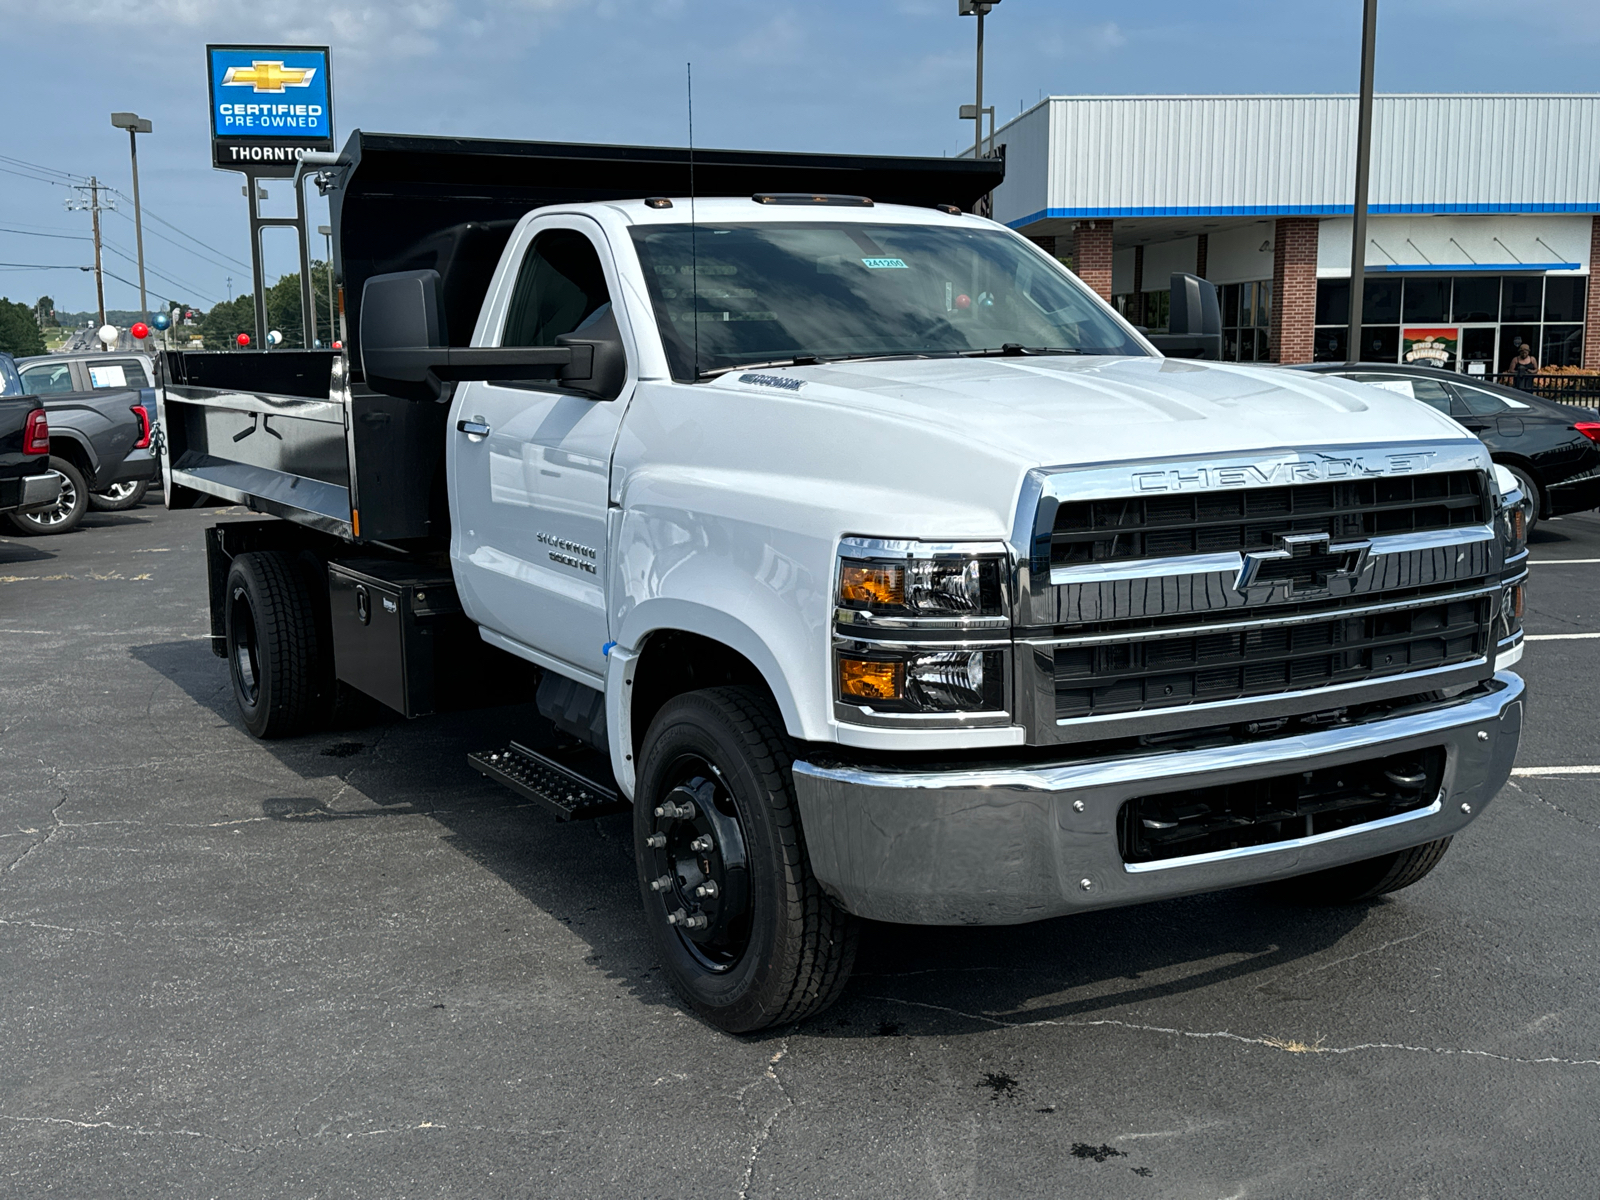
<box><xmin>1015</xmin><ymin>450</ymin><xmax>1503</xmax><ymax>743</ymax></box>
<box><xmin>1053</xmin><ymin>472</ymin><xmax>1487</xmax><ymax>567</ymax></box>
<box><xmin>1054</xmin><ymin>593</ymin><xmax>1488</xmax><ymax>718</ymax></box>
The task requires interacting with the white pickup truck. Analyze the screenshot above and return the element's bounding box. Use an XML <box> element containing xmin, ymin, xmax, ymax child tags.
<box><xmin>161</xmin><ymin>133</ymin><xmax>1527</xmax><ymax>1032</ymax></box>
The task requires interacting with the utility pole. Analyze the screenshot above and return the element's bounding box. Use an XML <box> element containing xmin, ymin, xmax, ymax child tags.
<box><xmin>66</xmin><ymin>178</ymin><xmax>112</xmax><ymax>334</ymax></box>
<box><xmin>110</xmin><ymin>113</ymin><xmax>153</xmax><ymax>315</ymax></box>
<box><xmin>958</xmin><ymin>1</ymin><xmax>1001</xmax><ymax>158</ymax></box>
<box><xmin>1346</xmin><ymin>0</ymin><xmax>1378</xmax><ymax>364</ymax></box>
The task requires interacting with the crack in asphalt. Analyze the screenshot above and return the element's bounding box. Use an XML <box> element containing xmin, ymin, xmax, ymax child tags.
<box><xmin>6</xmin><ymin>770</ymin><xmax>67</xmax><ymax>874</ymax></box>
<box><xmin>862</xmin><ymin>996</ymin><xmax>1600</xmax><ymax>1069</ymax></box>
<box><xmin>1506</xmin><ymin>779</ymin><xmax>1600</xmax><ymax>832</ymax></box>
<box><xmin>736</xmin><ymin>1041</ymin><xmax>792</xmax><ymax>1200</ymax></box>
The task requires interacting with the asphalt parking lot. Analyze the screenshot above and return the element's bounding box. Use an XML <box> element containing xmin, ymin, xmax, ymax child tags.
<box><xmin>3</xmin><ymin>499</ymin><xmax>1598</xmax><ymax>1199</ymax></box>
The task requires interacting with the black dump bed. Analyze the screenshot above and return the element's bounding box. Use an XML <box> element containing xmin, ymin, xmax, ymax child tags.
<box><xmin>161</xmin><ymin>132</ymin><xmax>1005</xmax><ymax>542</ymax></box>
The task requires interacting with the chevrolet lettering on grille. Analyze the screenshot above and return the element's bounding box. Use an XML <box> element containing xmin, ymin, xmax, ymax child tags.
<box><xmin>1235</xmin><ymin>531</ymin><xmax>1373</xmax><ymax>597</ymax></box>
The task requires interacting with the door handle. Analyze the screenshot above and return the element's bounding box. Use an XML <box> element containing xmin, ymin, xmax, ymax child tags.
<box><xmin>456</xmin><ymin>418</ymin><xmax>491</xmax><ymax>437</ymax></box>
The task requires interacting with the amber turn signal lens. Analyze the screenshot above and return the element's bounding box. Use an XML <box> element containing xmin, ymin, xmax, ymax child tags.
<box><xmin>1512</xmin><ymin>585</ymin><xmax>1525</xmax><ymax>619</ymax></box>
<box><xmin>839</xmin><ymin>563</ymin><xmax>904</xmax><ymax>607</ymax></box>
<box><xmin>839</xmin><ymin>657</ymin><xmax>904</xmax><ymax>701</ymax></box>
<box><xmin>1509</xmin><ymin>507</ymin><xmax>1526</xmax><ymax>543</ymax></box>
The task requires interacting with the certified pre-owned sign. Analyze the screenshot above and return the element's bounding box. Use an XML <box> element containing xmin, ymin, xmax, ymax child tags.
<box><xmin>206</xmin><ymin>45</ymin><xmax>334</xmax><ymax>174</ymax></box>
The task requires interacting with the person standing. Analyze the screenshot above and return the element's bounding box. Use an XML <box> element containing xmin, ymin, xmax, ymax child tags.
<box><xmin>1510</xmin><ymin>341</ymin><xmax>1539</xmax><ymax>392</ymax></box>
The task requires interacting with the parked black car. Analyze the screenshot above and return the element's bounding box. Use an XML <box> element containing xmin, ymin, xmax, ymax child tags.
<box><xmin>11</xmin><ymin>353</ymin><xmax>160</xmax><ymax>534</ymax></box>
<box><xmin>1292</xmin><ymin>362</ymin><xmax>1600</xmax><ymax>530</ymax></box>
<box><xmin>0</xmin><ymin>354</ymin><xmax>62</xmax><ymax>521</ymax></box>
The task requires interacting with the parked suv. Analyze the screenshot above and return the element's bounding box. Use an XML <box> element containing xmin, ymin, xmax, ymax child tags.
<box><xmin>1294</xmin><ymin>362</ymin><xmax>1600</xmax><ymax>532</ymax></box>
<box><xmin>12</xmin><ymin>352</ymin><xmax>160</xmax><ymax>534</ymax></box>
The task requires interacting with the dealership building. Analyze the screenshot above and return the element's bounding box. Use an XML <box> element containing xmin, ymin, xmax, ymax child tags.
<box><xmin>987</xmin><ymin>94</ymin><xmax>1600</xmax><ymax>373</ymax></box>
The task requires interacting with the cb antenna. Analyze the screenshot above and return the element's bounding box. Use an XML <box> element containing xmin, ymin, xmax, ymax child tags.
<box><xmin>687</xmin><ymin>61</ymin><xmax>699</xmax><ymax>380</ymax></box>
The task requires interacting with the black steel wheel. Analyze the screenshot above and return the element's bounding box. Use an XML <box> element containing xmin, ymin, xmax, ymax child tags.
<box><xmin>224</xmin><ymin>550</ymin><xmax>333</xmax><ymax>739</ymax></box>
<box><xmin>89</xmin><ymin>479</ymin><xmax>150</xmax><ymax>512</ymax></box>
<box><xmin>635</xmin><ymin>686</ymin><xmax>857</xmax><ymax>1033</ymax></box>
<box><xmin>7</xmin><ymin>457</ymin><xmax>88</xmax><ymax>536</ymax></box>
<box><xmin>1270</xmin><ymin>837</ymin><xmax>1453</xmax><ymax>904</ymax></box>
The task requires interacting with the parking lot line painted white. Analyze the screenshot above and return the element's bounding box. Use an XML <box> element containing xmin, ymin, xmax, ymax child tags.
<box><xmin>1526</xmin><ymin>633</ymin><xmax>1600</xmax><ymax>641</ymax></box>
<box><xmin>1511</xmin><ymin>766</ymin><xmax>1600</xmax><ymax>777</ymax></box>
<box><xmin>1528</xmin><ymin>558</ymin><xmax>1600</xmax><ymax>564</ymax></box>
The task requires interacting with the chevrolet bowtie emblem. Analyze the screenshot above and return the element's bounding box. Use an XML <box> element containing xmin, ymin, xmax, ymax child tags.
<box><xmin>1236</xmin><ymin>531</ymin><xmax>1372</xmax><ymax>595</ymax></box>
<box><xmin>221</xmin><ymin>61</ymin><xmax>317</xmax><ymax>93</ymax></box>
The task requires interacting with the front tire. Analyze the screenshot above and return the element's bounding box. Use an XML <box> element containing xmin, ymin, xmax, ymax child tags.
<box><xmin>224</xmin><ymin>550</ymin><xmax>333</xmax><ymax>738</ymax></box>
<box><xmin>7</xmin><ymin>457</ymin><xmax>88</xmax><ymax>536</ymax></box>
<box><xmin>1271</xmin><ymin>837</ymin><xmax>1453</xmax><ymax>904</ymax></box>
<box><xmin>635</xmin><ymin>687</ymin><xmax>857</xmax><ymax>1033</ymax></box>
<box><xmin>89</xmin><ymin>479</ymin><xmax>150</xmax><ymax>512</ymax></box>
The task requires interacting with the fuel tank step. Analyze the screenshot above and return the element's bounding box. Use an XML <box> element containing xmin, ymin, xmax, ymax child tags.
<box><xmin>468</xmin><ymin>741</ymin><xmax>629</xmax><ymax>821</ymax></box>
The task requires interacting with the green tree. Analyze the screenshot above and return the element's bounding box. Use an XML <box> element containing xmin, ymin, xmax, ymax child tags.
<box><xmin>0</xmin><ymin>298</ymin><xmax>47</xmax><ymax>356</ymax></box>
<box><xmin>34</xmin><ymin>296</ymin><xmax>56</xmax><ymax>326</ymax></box>
<box><xmin>200</xmin><ymin>295</ymin><xmax>260</xmax><ymax>349</ymax></box>
<box><xmin>265</xmin><ymin>260</ymin><xmax>336</xmax><ymax>348</ymax></box>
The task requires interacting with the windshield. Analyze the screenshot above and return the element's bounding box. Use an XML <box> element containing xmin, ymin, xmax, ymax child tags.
<box><xmin>628</xmin><ymin>221</ymin><xmax>1146</xmax><ymax>380</ymax></box>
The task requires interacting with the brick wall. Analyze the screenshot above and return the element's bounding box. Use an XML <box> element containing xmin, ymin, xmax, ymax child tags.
<box><xmin>1072</xmin><ymin>220</ymin><xmax>1114</xmax><ymax>301</ymax></box>
<box><xmin>1270</xmin><ymin>217</ymin><xmax>1319</xmax><ymax>364</ymax></box>
<box><xmin>1026</xmin><ymin>235</ymin><xmax>1058</xmax><ymax>257</ymax></box>
<box><xmin>1586</xmin><ymin>216</ymin><xmax>1600</xmax><ymax>371</ymax></box>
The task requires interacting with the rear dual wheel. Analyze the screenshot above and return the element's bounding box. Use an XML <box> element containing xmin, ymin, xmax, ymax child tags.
<box><xmin>635</xmin><ymin>687</ymin><xmax>857</xmax><ymax>1033</ymax></box>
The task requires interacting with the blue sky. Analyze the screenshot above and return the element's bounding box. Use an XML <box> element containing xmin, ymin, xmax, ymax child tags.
<box><xmin>2</xmin><ymin>0</ymin><xmax>1596</xmax><ymax>316</ymax></box>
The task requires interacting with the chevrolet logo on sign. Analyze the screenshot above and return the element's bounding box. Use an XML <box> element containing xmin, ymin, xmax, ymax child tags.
<box><xmin>221</xmin><ymin>61</ymin><xmax>318</xmax><ymax>92</ymax></box>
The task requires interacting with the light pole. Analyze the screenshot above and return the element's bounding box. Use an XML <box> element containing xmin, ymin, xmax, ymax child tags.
<box><xmin>959</xmin><ymin>1</ymin><xmax>1001</xmax><ymax>159</ymax></box>
<box><xmin>1345</xmin><ymin>0</ymin><xmax>1378</xmax><ymax>364</ymax></box>
<box><xmin>110</xmin><ymin>113</ymin><xmax>152</xmax><ymax>316</ymax></box>
<box><xmin>318</xmin><ymin>224</ymin><xmax>334</xmax><ymax>348</ymax></box>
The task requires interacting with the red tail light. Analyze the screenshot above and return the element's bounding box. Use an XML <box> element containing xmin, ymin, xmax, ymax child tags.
<box><xmin>23</xmin><ymin>408</ymin><xmax>49</xmax><ymax>455</ymax></box>
<box><xmin>131</xmin><ymin>404</ymin><xmax>152</xmax><ymax>450</ymax></box>
<box><xmin>1573</xmin><ymin>422</ymin><xmax>1600</xmax><ymax>444</ymax></box>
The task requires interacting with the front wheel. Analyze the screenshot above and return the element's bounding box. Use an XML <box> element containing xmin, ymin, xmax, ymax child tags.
<box><xmin>635</xmin><ymin>687</ymin><xmax>857</xmax><ymax>1033</ymax></box>
<box><xmin>89</xmin><ymin>479</ymin><xmax>150</xmax><ymax>512</ymax></box>
<box><xmin>1270</xmin><ymin>837</ymin><xmax>1453</xmax><ymax>904</ymax></box>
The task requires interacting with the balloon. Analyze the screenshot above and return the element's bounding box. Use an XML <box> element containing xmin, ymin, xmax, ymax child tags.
<box><xmin>331</xmin><ymin>340</ymin><xmax>342</xmax><ymax>350</ymax></box>
<box><xmin>97</xmin><ymin>324</ymin><xmax>118</xmax><ymax>345</ymax></box>
<box><xmin>236</xmin><ymin>333</ymin><xmax>250</xmax><ymax>347</ymax></box>
<box><xmin>152</xmin><ymin>313</ymin><xmax>171</xmax><ymax>331</ymax></box>
<box><xmin>130</xmin><ymin>322</ymin><xmax>150</xmax><ymax>340</ymax></box>
<box><xmin>266</xmin><ymin>330</ymin><xmax>283</xmax><ymax>347</ymax></box>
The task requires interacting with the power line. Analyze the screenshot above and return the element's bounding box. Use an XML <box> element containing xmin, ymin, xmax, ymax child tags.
<box><xmin>103</xmin><ymin>206</ymin><xmax>245</xmax><ymax>275</ymax></box>
<box><xmin>0</xmin><ymin>262</ymin><xmax>89</xmax><ymax>270</ymax></box>
<box><xmin>0</xmin><ymin>153</ymin><xmax>89</xmax><ymax>183</ymax></box>
<box><xmin>0</xmin><ymin>226</ymin><xmax>92</xmax><ymax>242</ymax></box>
<box><xmin>104</xmin><ymin>187</ymin><xmax>253</xmax><ymax>272</ymax></box>
<box><xmin>99</xmin><ymin>237</ymin><xmax>218</xmax><ymax>304</ymax></box>
<box><xmin>0</xmin><ymin>164</ymin><xmax>80</xmax><ymax>188</ymax></box>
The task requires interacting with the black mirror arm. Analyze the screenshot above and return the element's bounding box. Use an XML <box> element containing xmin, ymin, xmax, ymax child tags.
<box><xmin>434</xmin><ymin>345</ymin><xmax>591</xmax><ymax>381</ymax></box>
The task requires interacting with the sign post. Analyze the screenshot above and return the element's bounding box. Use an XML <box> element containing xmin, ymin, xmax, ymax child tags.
<box><xmin>206</xmin><ymin>45</ymin><xmax>334</xmax><ymax>347</ymax></box>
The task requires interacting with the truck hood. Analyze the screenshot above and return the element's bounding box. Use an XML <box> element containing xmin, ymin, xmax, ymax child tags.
<box><xmin>713</xmin><ymin>355</ymin><xmax>1473</xmax><ymax>467</ymax></box>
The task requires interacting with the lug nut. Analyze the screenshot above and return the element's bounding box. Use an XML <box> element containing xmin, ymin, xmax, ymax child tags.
<box><xmin>653</xmin><ymin>800</ymin><xmax>697</xmax><ymax>821</ymax></box>
<box><xmin>1477</xmin><ymin>731</ymin><xmax>1489</xmax><ymax>742</ymax></box>
<box><xmin>1079</xmin><ymin>878</ymin><xmax>1093</xmax><ymax>892</ymax></box>
<box><xmin>694</xmin><ymin>880</ymin><xmax>719</xmax><ymax>899</ymax></box>
<box><xmin>1460</xmin><ymin>803</ymin><xmax>1472</xmax><ymax>815</ymax></box>
<box><xmin>684</xmin><ymin>913</ymin><xmax>709</xmax><ymax>929</ymax></box>
<box><xmin>666</xmin><ymin>908</ymin><xmax>688</xmax><ymax>926</ymax></box>
<box><xmin>689</xmin><ymin>834</ymin><xmax>714</xmax><ymax>852</ymax></box>
<box><xmin>1072</xmin><ymin>800</ymin><xmax>1085</xmax><ymax>813</ymax></box>
<box><xmin>645</xmin><ymin>833</ymin><xmax>667</xmax><ymax>848</ymax></box>
<box><xmin>649</xmin><ymin>874</ymin><xmax>673</xmax><ymax>892</ymax></box>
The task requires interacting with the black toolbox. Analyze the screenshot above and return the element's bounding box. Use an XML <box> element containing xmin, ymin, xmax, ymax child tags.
<box><xmin>327</xmin><ymin>558</ymin><xmax>462</xmax><ymax>718</ymax></box>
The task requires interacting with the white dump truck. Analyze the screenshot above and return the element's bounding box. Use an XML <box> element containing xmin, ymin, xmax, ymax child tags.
<box><xmin>160</xmin><ymin>133</ymin><xmax>1527</xmax><ymax>1031</ymax></box>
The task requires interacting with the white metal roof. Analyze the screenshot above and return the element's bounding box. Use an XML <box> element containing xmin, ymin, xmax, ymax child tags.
<box><xmin>988</xmin><ymin>94</ymin><xmax>1600</xmax><ymax>229</ymax></box>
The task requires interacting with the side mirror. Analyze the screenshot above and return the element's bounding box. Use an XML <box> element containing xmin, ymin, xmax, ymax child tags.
<box><xmin>1145</xmin><ymin>272</ymin><xmax>1223</xmax><ymax>361</ymax></box>
<box><xmin>361</xmin><ymin>270</ymin><xmax>450</xmax><ymax>402</ymax></box>
<box><xmin>556</xmin><ymin>304</ymin><xmax>627</xmax><ymax>402</ymax></box>
<box><xmin>360</xmin><ymin>269</ymin><xmax>597</xmax><ymax>402</ymax></box>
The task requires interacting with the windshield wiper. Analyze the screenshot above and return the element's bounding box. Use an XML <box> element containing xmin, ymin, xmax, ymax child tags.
<box><xmin>961</xmin><ymin>345</ymin><xmax>1085</xmax><ymax>358</ymax></box>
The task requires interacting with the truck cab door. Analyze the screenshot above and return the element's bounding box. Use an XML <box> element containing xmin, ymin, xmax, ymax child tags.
<box><xmin>448</xmin><ymin>217</ymin><xmax>633</xmax><ymax>682</ymax></box>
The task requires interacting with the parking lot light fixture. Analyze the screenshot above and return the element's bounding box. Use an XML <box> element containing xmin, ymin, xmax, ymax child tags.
<box><xmin>110</xmin><ymin>112</ymin><xmax>153</xmax><ymax>315</ymax></box>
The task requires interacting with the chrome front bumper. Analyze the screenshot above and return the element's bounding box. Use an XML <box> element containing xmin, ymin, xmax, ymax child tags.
<box><xmin>792</xmin><ymin>672</ymin><xmax>1525</xmax><ymax>925</ymax></box>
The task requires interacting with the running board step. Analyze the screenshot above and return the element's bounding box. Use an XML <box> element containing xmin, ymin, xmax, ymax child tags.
<box><xmin>468</xmin><ymin>741</ymin><xmax>629</xmax><ymax>821</ymax></box>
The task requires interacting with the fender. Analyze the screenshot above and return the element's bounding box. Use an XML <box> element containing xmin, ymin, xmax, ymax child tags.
<box><xmin>45</xmin><ymin>428</ymin><xmax>100</xmax><ymax>482</ymax></box>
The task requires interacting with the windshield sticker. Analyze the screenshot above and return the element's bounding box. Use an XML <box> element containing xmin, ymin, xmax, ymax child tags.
<box><xmin>738</xmin><ymin>373</ymin><xmax>804</xmax><ymax>391</ymax></box>
<box><xmin>861</xmin><ymin>258</ymin><xmax>908</xmax><ymax>269</ymax></box>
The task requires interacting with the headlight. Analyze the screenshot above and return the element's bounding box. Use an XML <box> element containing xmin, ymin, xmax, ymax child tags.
<box><xmin>833</xmin><ymin>538</ymin><xmax>1013</xmax><ymax>724</ymax></box>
